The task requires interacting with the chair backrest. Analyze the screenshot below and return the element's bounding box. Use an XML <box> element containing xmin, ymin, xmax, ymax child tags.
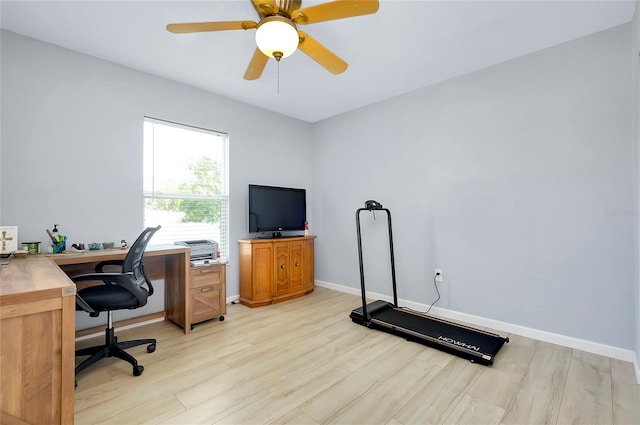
<box><xmin>123</xmin><ymin>226</ymin><xmax>161</xmax><ymax>295</ymax></box>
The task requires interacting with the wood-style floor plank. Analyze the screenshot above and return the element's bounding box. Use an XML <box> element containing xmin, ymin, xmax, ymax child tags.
<box><xmin>393</xmin><ymin>357</ymin><xmax>483</xmax><ymax>425</ymax></box>
<box><xmin>611</xmin><ymin>358</ymin><xmax>640</xmax><ymax>425</ymax></box>
<box><xmin>556</xmin><ymin>351</ymin><xmax>613</xmax><ymax>425</ymax></box>
<box><xmin>297</xmin><ymin>336</ymin><xmax>414</xmax><ymax>424</ymax></box>
<box><xmin>214</xmin><ymin>362</ymin><xmax>349</xmax><ymax>424</ymax></box>
<box><xmin>466</xmin><ymin>366</ymin><xmax>522</xmax><ymax>410</ymax></box>
<box><xmin>328</xmin><ymin>348</ymin><xmax>448</xmax><ymax>425</ymax></box>
<box><xmin>271</xmin><ymin>408</ymin><xmax>319</xmax><ymax>425</ymax></box>
<box><xmin>92</xmin><ymin>394</ymin><xmax>184</xmax><ymax>425</ymax></box>
<box><xmin>500</xmin><ymin>341</ymin><xmax>572</xmax><ymax>425</ymax></box>
<box><xmin>442</xmin><ymin>394</ymin><xmax>505</xmax><ymax>425</ymax></box>
<box><xmin>72</xmin><ymin>287</ymin><xmax>639</xmax><ymax>425</ymax></box>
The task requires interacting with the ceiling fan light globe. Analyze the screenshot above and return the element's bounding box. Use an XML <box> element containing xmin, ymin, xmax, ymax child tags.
<box><xmin>255</xmin><ymin>17</ymin><xmax>299</xmax><ymax>59</ymax></box>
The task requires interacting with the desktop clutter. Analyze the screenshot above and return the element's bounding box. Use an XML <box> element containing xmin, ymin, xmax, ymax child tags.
<box><xmin>69</xmin><ymin>239</ymin><xmax>128</xmax><ymax>252</ymax></box>
<box><xmin>32</xmin><ymin>224</ymin><xmax>128</xmax><ymax>254</ymax></box>
<box><xmin>0</xmin><ymin>224</ymin><xmax>129</xmax><ymax>260</ymax></box>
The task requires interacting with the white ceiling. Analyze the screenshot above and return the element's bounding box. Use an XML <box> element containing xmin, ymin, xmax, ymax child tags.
<box><xmin>0</xmin><ymin>1</ymin><xmax>635</xmax><ymax>123</ymax></box>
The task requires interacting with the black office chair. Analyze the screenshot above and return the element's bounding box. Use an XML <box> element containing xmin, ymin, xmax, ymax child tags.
<box><xmin>72</xmin><ymin>225</ymin><xmax>161</xmax><ymax>378</ymax></box>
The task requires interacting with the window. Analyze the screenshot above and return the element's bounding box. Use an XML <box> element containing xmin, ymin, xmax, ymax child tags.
<box><xmin>143</xmin><ymin>117</ymin><xmax>229</xmax><ymax>259</ymax></box>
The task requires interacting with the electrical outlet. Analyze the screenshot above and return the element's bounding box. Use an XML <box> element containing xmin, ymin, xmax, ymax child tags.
<box><xmin>434</xmin><ymin>269</ymin><xmax>443</xmax><ymax>282</ymax></box>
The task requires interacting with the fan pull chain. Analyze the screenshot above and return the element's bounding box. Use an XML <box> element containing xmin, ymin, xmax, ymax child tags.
<box><xmin>272</xmin><ymin>52</ymin><xmax>283</xmax><ymax>94</ymax></box>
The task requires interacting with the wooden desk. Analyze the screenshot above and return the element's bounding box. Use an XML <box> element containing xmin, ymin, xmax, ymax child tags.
<box><xmin>53</xmin><ymin>245</ymin><xmax>188</xmax><ymax>283</ymax></box>
<box><xmin>0</xmin><ymin>245</ymin><xmax>190</xmax><ymax>425</ymax></box>
<box><xmin>52</xmin><ymin>245</ymin><xmax>192</xmax><ymax>334</ymax></box>
<box><xmin>0</xmin><ymin>256</ymin><xmax>76</xmax><ymax>425</ymax></box>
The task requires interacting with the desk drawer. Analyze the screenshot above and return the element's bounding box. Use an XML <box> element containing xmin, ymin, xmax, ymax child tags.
<box><xmin>191</xmin><ymin>283</ymin><xmax>224</xmax><ymax>324</ymax></box>
<box><xmin>190</xmin><ymin>264</ymin><xmax>225</xmax><ymax>289</ymax></box>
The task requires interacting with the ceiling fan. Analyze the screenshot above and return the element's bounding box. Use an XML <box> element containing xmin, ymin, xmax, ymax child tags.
<box><xmin>166</xmin><ymin>0</ymin><xmax>380</xmax><ymax>80</ymax></box>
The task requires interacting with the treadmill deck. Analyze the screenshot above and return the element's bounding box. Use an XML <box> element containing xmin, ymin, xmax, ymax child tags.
<box><xmin>350</xmin><ymin>300</ymin><xmax>508</xmax><ymax>365</ymax></box>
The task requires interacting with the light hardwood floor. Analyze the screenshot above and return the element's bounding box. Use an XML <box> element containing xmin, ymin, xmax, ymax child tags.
<box><xmin>74</xmin><ymin>287</ymin><xmax>640</xmax><ymax>425</ymax></box>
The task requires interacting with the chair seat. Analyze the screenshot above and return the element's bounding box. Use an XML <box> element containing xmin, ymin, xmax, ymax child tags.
<box><xmin>76</xmin><ymin>285</ymin><xmax>141</xmax><ymax>312</ymax></box>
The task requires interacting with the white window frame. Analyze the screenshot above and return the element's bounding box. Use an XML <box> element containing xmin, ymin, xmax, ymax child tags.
<box><xmin>143</xmin><ymin>117</ymin><xmax>229</xmax><ymax>260</ymax></box>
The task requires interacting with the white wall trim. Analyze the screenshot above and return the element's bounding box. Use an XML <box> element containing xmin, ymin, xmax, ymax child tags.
<box><xmin>75</xmin><ymin>316</ymin><xmax>166</xmax><ymax>342</ymax></box>
<box><xmin>634</xmin><ymin>351</ymin><xmax>640</xmax><ymax>384</ymax></box>
<box><xmin>316</xmin><ymin>280</ymin><xmax>637</xmax><ymax>366</ymax></box>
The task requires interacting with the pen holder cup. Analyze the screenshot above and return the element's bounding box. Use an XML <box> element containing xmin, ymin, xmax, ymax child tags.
<box><xmin>53</xmin><ymin>238</ymin><xmax>66</xmax><ymax>254</ymax></box>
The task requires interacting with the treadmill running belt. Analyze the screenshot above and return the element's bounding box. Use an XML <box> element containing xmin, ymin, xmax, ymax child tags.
<box><xmin>372</xmin><ymin>307</ymin><xmax>506</xmax><ymax>362</ymax></box>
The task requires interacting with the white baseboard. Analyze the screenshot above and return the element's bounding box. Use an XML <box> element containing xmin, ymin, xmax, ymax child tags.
<box><xmin>318</xmin><ymin>280</ymin><xmax>365</xmax><ymax>297</ymax></box>
<box><xmin>77</xmin><ymin>296</ymin><xmax>242</xmax><ymax>343</ymax></box>
<box><xmin>75</xmin><ymin>316</ymin><xmax>166</xmax><ymax>342</ymax></box>
<box><xmin>316</xmin><ymin>280</ymin><xmax>637</xmax><ymax>367</ymax></box>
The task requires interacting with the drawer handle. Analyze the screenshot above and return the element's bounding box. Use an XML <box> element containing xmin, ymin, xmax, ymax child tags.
<box><xmin>199</xmin><ymin>269</ymin><xmax>215</xmax><ymax>274</ymax></box>
<box><xmin>201</xmin><ymin>287</ymin><xmax>214</xmax><ymax>292</ymax></box>
<box><xmin>295</xmin><ymin>262</ymin><xmax>299</xmax><ymax>267</ymax></box>
<box><xmin>280</xmin><ymin>264</ymin><xmax>285</xmax><ymax>269</ymax></box>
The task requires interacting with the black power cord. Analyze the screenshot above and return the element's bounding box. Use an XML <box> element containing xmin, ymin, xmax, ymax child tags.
<box><xmin>399</xmin><ymin>271</ymin><xmax>441</xmax><ymax>315</ymax></box>
<box><xmin>425</xmin><ymin>272</ymin><xmax>441</xmax><ymax>314</ymax></box>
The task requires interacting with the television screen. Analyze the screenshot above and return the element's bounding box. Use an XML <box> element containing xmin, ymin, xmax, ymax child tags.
<box><xmin>248</xmin><ymin>184</ymin><xmax>306</xmax><ymax>234</ymax></box>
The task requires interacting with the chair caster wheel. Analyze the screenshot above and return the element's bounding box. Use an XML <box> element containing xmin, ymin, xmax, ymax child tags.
<box><xmin>147</xmin><ymin>343</ymin><xmax>156</xmax><ymax>353</ymax></box>
<box><xmin>219</xmin><ymin>316</ymin><xmax>225</xmax><ymax>321</ymax></box>
<box><xmin>133</xmin><ymin>365</ymin><xmax>144</xmax><ymax>376</ymax></box>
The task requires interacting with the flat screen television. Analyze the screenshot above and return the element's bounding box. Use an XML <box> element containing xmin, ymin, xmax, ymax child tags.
<box><xmin>248</xmin><ymin>184</ymin><xmax>306</xmax><ymax>235</ymax></box>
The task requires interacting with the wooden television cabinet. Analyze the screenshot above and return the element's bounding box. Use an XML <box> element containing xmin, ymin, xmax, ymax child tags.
<box><xmin>238</xmin><ymin>235</ymin><xmax>315</xmax><ymax>307</ymax></box>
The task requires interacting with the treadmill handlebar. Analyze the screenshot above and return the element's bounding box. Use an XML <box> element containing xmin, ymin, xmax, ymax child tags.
<box><xmin>363</xmin><ymin>200</ymin><xmax>384</xmax><ymax>211</ymax></box>
<box><xmin>355</xmin><ymin>201</ymin><xmax>399</xmax><ymax>324</ymax></box>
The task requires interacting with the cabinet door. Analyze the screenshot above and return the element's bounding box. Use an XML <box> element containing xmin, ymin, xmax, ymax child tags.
<box><xmin>274</xmin><ymin>242</ymin><xmax>290</xmax><ymax>297</ymax></box>
<box><xmin>191</xmin><ymin>284</ymin><xmax>223</xmax><ymax>324</ymax></box>
<box><xmin>289</xmin><ymin>240</ymin><xmax>304</xmax><ymax>293</ymax></box>
<box><xmin>253</xmin><ymin>244</ymin><xmax>274</xmax><ymax>301</ymax></box>
<box><xmin>303</xmin><ymin>238</ymin><xmax>315</xmax><ymax>291</ymax></box>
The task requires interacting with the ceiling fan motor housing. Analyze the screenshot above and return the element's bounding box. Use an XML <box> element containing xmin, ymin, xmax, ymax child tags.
<box><xmin>276</xmin><ymin>0</ymin><xmax>303</xmax><ymax>17</ymax></box>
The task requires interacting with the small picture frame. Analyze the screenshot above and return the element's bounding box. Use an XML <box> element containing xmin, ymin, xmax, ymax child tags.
<box><xmin>0</xmin><ymin>226</ymin><xmax>18</xmax><ymax>255</ymax></box>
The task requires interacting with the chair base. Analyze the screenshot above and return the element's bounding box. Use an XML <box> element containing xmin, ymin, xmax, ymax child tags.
<box><xmin>75</xmin><ymin>318</ymin><xmax>156</xmax><ymax>377</ymax></box>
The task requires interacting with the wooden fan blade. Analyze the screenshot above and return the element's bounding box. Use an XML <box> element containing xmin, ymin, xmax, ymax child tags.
<box><xmin>297</xmin><ymin>31</ymin><xmax>347</xmax><ymax>74</ymax></box>
<box><xmin>251</xmin><ymin>0</ymin><xmax>279</xmax><ymax>18</ymax></box>
<box><xmin>292</xmin><ymin>0</ymin><xmax>379</xmax><ymax>25</ymax></box>
<box><xmin>166</xmin><ymin>21</ymin><xmax>257</xmax><ymax>34</ymax></box>
<box><xmin>244</xmin><ymin>48</ymin><xmax>269</xmax><ymax>80</ymax></box>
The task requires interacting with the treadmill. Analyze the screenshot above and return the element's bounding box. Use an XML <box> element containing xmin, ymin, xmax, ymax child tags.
<box><xmin>349</xmin><ymin>200</ymin><xmax>508</xmax><ymax>365</ymax></box>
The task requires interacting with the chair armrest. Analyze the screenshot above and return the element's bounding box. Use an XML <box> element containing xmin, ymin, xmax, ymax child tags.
<box><xmin>95</xmin><ymin>260</ymin><xmax>124</xmax><ymax>273</ymax></box>
<box><xmin>75</xmin><ymin>294</ymin><xmax>96</xmax><ymax>314</ymax></box>
<box><xmin>141</xmin><ymin>263</ymin><xmax>154</xmax><ymax>296</ymax></box>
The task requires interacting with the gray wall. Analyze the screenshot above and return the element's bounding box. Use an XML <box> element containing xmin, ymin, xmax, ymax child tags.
<box><xmin>312</xmin><ymin>24</ymin><xmax>635</xmax><ymax>350</ymax></box>
<box><xmin>1</xmin><ymin>22</ymin><xmax>637</xmax><ymax>355</ymax></box>
<box><xmin>0</xmin><ymin>30</ymin><xmax>314</xmax><ymax>329</ymax></box>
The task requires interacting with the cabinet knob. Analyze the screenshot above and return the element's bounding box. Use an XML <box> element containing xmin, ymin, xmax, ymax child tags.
<box><xmin>280</xmin><ymin>264</ymin><xmax>285</xmax><ymax>269</ymax></box>
<box><xmin>295</xmin><ymin>262</ymin><xmax>299</xmax><ymax>267</ymax></box>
